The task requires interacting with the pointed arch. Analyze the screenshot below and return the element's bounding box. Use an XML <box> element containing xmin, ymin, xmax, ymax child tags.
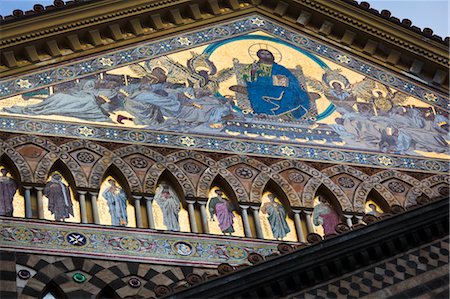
<box><xmin>198</xmin><ymin>169</ymin><xmax>249</xmax><ymax>202</ymax></box>
<box><xmin>261</xmin><ymin>179</ymin><xmax>293</xmax><ymax>211</ymax></box>
<box><xmin>89</xmin><ymin>155</ymin><xmax>140</xmax><ymax>192</ymax></box>
<box><xmin>166</xmin><ymin>150</ymin><xmax>217</xmax><ymax>167</ymax></box>
<box><xmin>370</xmin><ymin>170</ymin><xmax>437</xmax><ymax>207</ymax></box>
<box><xmin>353</xmin><ymin>181</ymin><xmax>399</xmax><ymax>212</ymax></box>
<box><xmin>271</xmin><ymin>160</ymin><xmax>350</xmax><ymax>209</ymax></box>
<box><xmin>250</xmin><ymin>171</ymin><xmax>301</xmax><ymax>206</ymax></box>
<box><xmin>34</xmin><ymin>151</ymin><xmax>88</xmax><ymax>187</ymax></box>
<box><xmin>143</xmin><ymin>162</ymin><xmax>196</xmax><ymax>196</ymax></box>
<box><xmin>0</xmin><ymin>140</ymin><xmax>33</xmax><ymax>183</ymax></box>
<box><xmin>7</xmin><ymin>135</ymin><xmax>87</xmax><ymax>187</ymax></box>
<box><xmin>113</xmin><ymin>144</ymin><xmax>165</xmax><ymax>162</ymax></box>
<box><xmin>215</xmin><ymin>156</ymin><xmax>300</xmax><ymax>206</ymax></box>
<box><xmin>302</xmin><ymin>176</ymin><xmax>352</xmax><ymax>211</ymax></box>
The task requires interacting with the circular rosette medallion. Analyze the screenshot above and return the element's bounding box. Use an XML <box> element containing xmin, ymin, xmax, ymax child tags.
<box><xmin>120</xmin><ymin>237</ymin><xmax>141</xmax><ymax>251</ymax></box>
<box><xmin>12</xmin><ymin>227</ymin><xmax>33</xmax><ymax>242</ymax></box>
<box><xmin>172</xmin><ymin>241</ymin><xmax>194</xmax><ymax>256</ymax></box>
<box><xmin>226</xmin><ymin>246</ymin><xmax>247</xmax><ymax>260</ymax></box>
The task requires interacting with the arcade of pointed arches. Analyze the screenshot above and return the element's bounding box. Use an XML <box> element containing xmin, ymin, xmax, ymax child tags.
<box><xmin>0</xmin><ymin>135</ymin><xmax>447</xmax><ymax>242</ymax></box>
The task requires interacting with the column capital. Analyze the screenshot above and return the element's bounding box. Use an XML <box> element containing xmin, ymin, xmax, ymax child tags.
<box><xmin>23</xmin><ymin>186</ymin><xmax>33</xmax><ymax>190</ymax></box>
<box><xmin>144</xmin><ymin>195</ymin><xmax>155</xmax><ymax>202</ymax></box>
<box><xmin>34</xmin><ymin>186</ymin><xmax>44</xmax><ymax>191</ymax></box>
<box><xmin>77</xmin><ymin>190</ymin><xmax>87</xmax><ymax>195</ymax></box>
<box><xmin>89</xmin><ymin>191</ymin><xmax>98</xmax><ymax>196</ymax></box>
<box><xmin>303</xmin><ymin>210</ymin><xmax>313</xmax><ymax>216</ymax></box>
<box><xmin>132</xmin><ymin>195</ymin><xmax>143</xmax><ymax>200</ymax></box>
<box><xmin>249</xmin><ymin>205</ymin><xmax>260</xmax><ymax>211</ymax></box>
<box><xmin>187</xmin><ymin>197</ymin><xmax>209</xmax><ymax>204</ymax></box>
<box><xmin>239</xmin><ymin>204</ymin><xmax>250</xmax><ymax>210</ymax></box>
<box><xmin>292</xmin><ymin>209</ymin><xmax>302</xmax><ymax>214</ymax></box>
<box><xmin>343</xmin><ymin>214</ymin><xmax>353</xmax><ymax>219</ymax></box>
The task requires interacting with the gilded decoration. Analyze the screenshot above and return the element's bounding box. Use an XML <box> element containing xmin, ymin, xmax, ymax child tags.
<box><xmin>0</xmin><ymin>16</ymin><xmax>447</xmax><ymax>173</ymax></box>
<box><xmin>0</xmin><ymin>218</ymin><xmax>277</xmax><ymax>267</ymax></box>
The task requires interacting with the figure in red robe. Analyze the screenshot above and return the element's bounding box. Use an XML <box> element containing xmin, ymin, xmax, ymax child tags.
<box><xmin>0</xmin><ymin>168</ymin><xmax>17</xmax><ymax>216</ymax></box>
<box><xmin>312</xmin><ymin>195</ymin><xmax>339</xmax><ymax>235</ymax></box>
<box><xmin>44</xmin><ymin>174</ymin><xmax>74</xmax><ymax>221</ymax></box>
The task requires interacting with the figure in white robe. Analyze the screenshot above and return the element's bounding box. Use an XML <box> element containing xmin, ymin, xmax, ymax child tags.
<box><xmin>154</xmin><ymin>184</ymin><xmax>180</xmax><ymax>231</ymax></box>
<box><xmin>102</xmin><ymin>179</ymin><xmax>128</xmax><ymax>226</ymax></box>
<box><xmin>4</xmin><ymin>79</ymin><xmax>119</xmax><ymax>122</ymax></box>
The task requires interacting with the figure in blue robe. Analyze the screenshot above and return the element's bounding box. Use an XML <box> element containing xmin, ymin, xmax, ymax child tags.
<box><xmin>102</xmin><ymin>179</ymin><xmax>128</xmax><ymax>226</ymax></box>
<box><xmin>231</xmin><ymin>49</ymin><xmax>309</xmax><ymax>119</ymax></box>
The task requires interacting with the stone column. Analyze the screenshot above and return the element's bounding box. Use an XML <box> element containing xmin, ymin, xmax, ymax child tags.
<box><xmin>23</xmin><ymin>186</ymin><xmax>32</xmax><ymax>218</ymax></box>
<box><xmin>186</xmin><ymin>199</ymin><xmax>198</xmax><ymax>233</ymax></box>
<box><xmin>355</xmin><ymin>214</ymin><xmax>363</xmax><ymax>224</ymax></box>
<box><xmin>343</xmin><ymin>213</ymin><xmax>353</xmax><ymax>228</ymax></box>
<box><xmin>133</xmin><ymin>195</ymin><xmax>143</xmax><ymax>228</ymax></box>
<box><xmin>78</xmin><ymin>191</ymin><xmax>88</xmax><ymax>224</ymax></box>
<box><xmin>251</xmin><ymin>206</ymin><xmax>264</xmax><ymax>239</ymax></box>
<box><xmin>304</xmin><ymin>210</ymin><xmax>315</xmax><ymax>234</ymax></box>
<box><xmin>240</xmin><ymin>205</ymin><xmax>252</xmax><ymax>238</ymax></box>
<box><xmin>89</xmin><ymin>192</ymin><xmax>100</xmax><ymax>224</ymax></box>
<box><xmin>292</xmin><ymin>209</ymin><xmax>306</xmax><ymax>243</ymax></box>
<box><xmin>144</xmin><ymin>195</ymin><xmax>155</xmax><ymax>229</ymax></box>
<box><xmin>196</xmin><ymin>198</ymin><xmax>209</xmax><ymax>234</ymax></box>
<box><xmin>35</xmin><ymin>187</ymin><xmax>44</xmax><ymax>219</ymax></box>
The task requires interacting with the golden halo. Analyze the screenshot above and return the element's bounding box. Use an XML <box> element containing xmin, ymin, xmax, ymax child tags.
<box><xmin>248</xmin><ymin>43</ymin><xmax>282</xmax><ymax>63</ymax></box>
<box><xmin>329</xmin><ymin>80</ymin><xmax>344</xmax><ymax>88</ymax></box>
<box><xmin>372</xmin><ymin>89</ymin><xmax>387</xmax><ymax>98</ymax></box>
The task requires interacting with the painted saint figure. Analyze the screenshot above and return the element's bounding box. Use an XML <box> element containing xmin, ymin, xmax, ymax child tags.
<box><xmin>312</xmin><ymin>195</ymin><xmax>339</xmax><ymax>236</ymax></box>
<box><xmin>44</xmin><ymin>174</ymin><xmax>74</xmax><ymax>221</ymax></box>
<box><xmin>102</xmin><ymin>179</ymin><xmax>128</xmax><ymax>226</ymax></box>
<box><xmin>261</xmin><ymin>193</ymin><xmax>290</xmax><ymax>240</ymax></box>
<box><xmin>208</xmin><ymin>189</ymin><xmax>235</xmax><ymax>235</ymax></box>
<box><xmin>367</xmin><ymin>203</ymin><xmax>380</xmax><ymax>217</ymax></box>
<box><xmin>0</xmin><ymin>168</ymin><xmax>17</xmax><ymax>217</ymax></box>
<box><xmin>154</xmin><ymin>184</ymin><xmax>181</xmax><ymax>231</ymax></box>
<box><xmin>231</xmin><ymin>48</ymin><xmax>309</xmax><ymax>119</ymax></box>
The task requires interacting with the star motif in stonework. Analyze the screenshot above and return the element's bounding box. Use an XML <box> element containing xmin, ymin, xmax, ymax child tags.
<box><xmin>66</xmin><ymin>232</ymin><xmax>87</xmax><ymax>246</ymax></box>
<box><xmin>177</xmin><ymin>37</ymin><xmax>192</xmax><ymax>46</ymax></box>
<box><xmin>423</xmin><ymin>93</ymin><xmax>438</xmax><ymax>102</ymax></box>
<box><xmin>377</xmin><ymin>155</ymin><xmax>393</xmax><ymax>166</ymax></box>
<box><xmin>67</xmin><ymin>233</ymin><xmax>86</xmax><ymax>246</ymax></box>
<box><xmin>336</xmin><ymin>54</ymin><xmax>351</xmax><ymax>64</ymax></box>
<box><xmin>17</xmin><ymin>79</ymin><xmax>32</xmax><ymax>89</ymax></box>
<box><xmin>99</xmin><ymin>57</ymin><xmax>114</xmax><ymax>67</ymax></box>
<box><xmin>180</xmin><ymin>136</ymin><xmax>196</xmax><ymax>147</ymax></box>
<box><xmin>78</xmin><ymin>126</ymin><xmax>94</xmax><ymax>137</ymax></box>
<box><xmin>251</xmin><ymin>18</ymin><xmax>265</xmax><ymax>27</ymax></box>
<box><xmin>280</xmin><ymin>146</ymin><xmax>295</xmax><ymax>157</ymax></box>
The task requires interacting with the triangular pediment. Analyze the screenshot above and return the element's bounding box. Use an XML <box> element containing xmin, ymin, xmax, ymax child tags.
<box><xmin>0</xmin><ymin>14</ymin><xmax>448</xmax><ymax>173</ymax></box>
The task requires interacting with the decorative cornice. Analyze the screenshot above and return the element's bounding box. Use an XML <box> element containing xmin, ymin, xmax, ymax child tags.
<box><xmin>0</xmin><ymin>217</ymin><xmax>281</xmax><ymax>267</ymax></box>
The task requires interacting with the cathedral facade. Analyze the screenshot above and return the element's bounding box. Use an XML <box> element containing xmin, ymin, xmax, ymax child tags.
<box><xmin>0</xmin><ymin>0</ymin><xmax>448</xmax><ymax>298</ymax></box>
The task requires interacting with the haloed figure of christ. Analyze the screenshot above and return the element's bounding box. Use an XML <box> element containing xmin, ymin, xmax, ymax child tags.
<box><xmin>209</xmin><ymin>189</ymin><xmax>235</xmax><ymax>235</ymax></box>
<box><xmin>230</xmin><ymin>48</ymin><xmax>309</xmax><ymax>119</ymax></box>
<box><xmin>0</xmin><ymin>168</ymin><xmax>17</xmax><ymax>217</ymax></box>
<box><xmin>44</xmin><ymin>174</ymin><xmax>74</xmax><ymax>221</ymax></box>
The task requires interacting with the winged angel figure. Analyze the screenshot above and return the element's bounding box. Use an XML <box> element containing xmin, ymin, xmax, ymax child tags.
<box><xmin>126</xmin><ymin>52</ymin><xmax>239</xmax><ymax>130</ymax></box>
<box><xmin>305</xmin><ymin>69</ymin><xmax>408</xmax><ymax>115</ymax></box>
<box><xmin>134</xmin><ymin>52</ymin><xmax>235</xmax><ymax>96</ymax></box>
<box><xmin>306</xmin><ymin>69</ymin><xmax>447</xmax><ymax>155</ymax></box>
